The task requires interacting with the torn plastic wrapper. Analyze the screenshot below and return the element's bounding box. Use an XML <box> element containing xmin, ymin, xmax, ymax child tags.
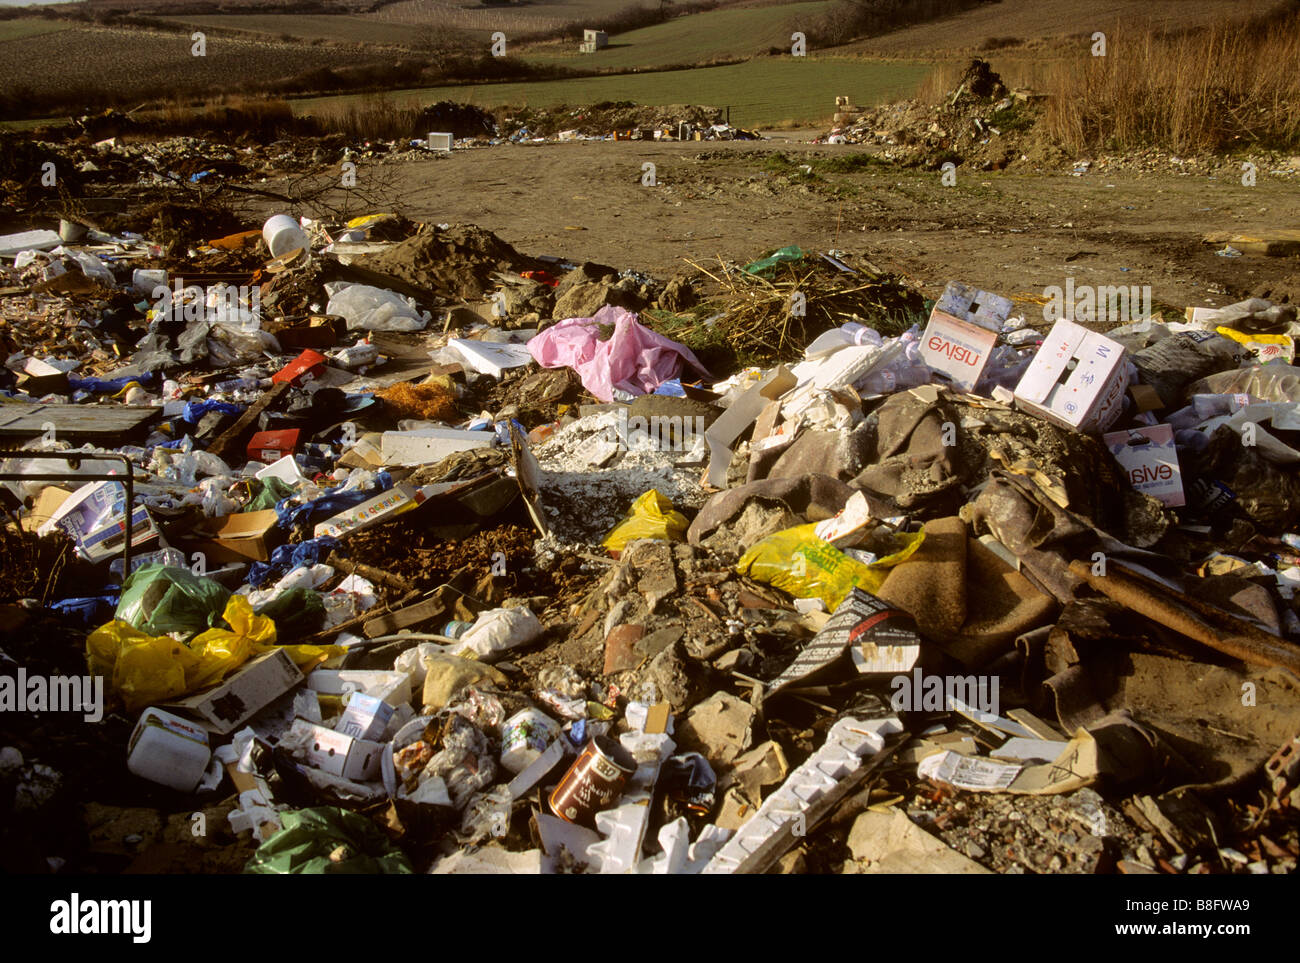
<box><xmin>527</xmin><ymin>305</ymin><xmax>709</xmax><ymax>403</ymax></box>
<box><xmin>736</xmin><ymin>523</ymin><xmax>924</xmax><ymax>611</ymax></box>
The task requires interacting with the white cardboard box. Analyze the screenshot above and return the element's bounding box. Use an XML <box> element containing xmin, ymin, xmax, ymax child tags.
<box><xmin>304</xmin><ymin>722</ymin><xmax>385</xmax><ymax>781</ymax></box>
<box><xmin>313</xmin><ymin>483</ymin><xmax>431</xmax><ymax>539</ymax></box>
<box><xmin>1103</xmin><ymin>424</ymin><xmax>1185</xmax><ymax>507</ymax></box>
<box><xmin>918</xmin><ymin>281</ymin><xmax>1012</xmax><ymax>391</ymax></box>
<box><xmin>447</xmin><ymin>339</ymin><xmax>534</xmax><ymax>378</ymax></box>
<box><xmin>920</xmin><ymin>310</ymin><xmax>999</xmax><ymax>391</ymax></box>
<box><xmin>1013</xmin><ymin>318</ymin><xmax>1129</xmax><ymax>432</ymax></box>
<box><xmin>166</xmin><ymin>649</ymin><xmax>304</xmax><ymax>735</ymax></box>
<box><xmin>336</xmin><ymin>692</ymin><xmax>395</xmax><ymax>742</ymax></box>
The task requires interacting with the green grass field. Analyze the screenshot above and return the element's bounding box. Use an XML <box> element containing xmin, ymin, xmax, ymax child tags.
<box><xmin>0</xmin><ymin>18</ymin><xmax>72</xmax><ymax>42</ymax></box>
<box><xmin>161</xmin><ymin>14</ymin><xmax>420</xmax><ymax>47</ymax></box>
<box><xmin>524</xmin><ymin>1</ymin><xmax>839</xmax><ymax>69</ymax></box>
<box><xmin>293</xmin><ymin>57</ymin><xmax>930</xmax><ymax>128</ymax></box>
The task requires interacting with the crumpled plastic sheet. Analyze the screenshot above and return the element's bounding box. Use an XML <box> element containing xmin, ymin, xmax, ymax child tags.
<box><xmin>527</xmin><ymin>305</ymin><xmax>709</xmax><ymax>403</ymax></box>
<box><xmin>274</xmin><ymin>471</ymin><xmax>392</xmax><ymax>533</ymax></box>
<box><xmin>248</xmin><ymin>536</ymin><xmax>340</xmax><ymax>588</ymax></box>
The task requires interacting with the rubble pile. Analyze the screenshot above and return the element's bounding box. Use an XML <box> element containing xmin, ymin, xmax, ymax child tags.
<box><xmin>819</xmin><ymin>59</ymin><xmax>1300</xmax><ymax>179</ymax></box>
<box><xmin>817</xmin><ymin>59</ymin><xmax>1050</xmax><ymax>171</ymax></box>
<box><xmin>1</xmin><ymin>204</ymin><xmax>1298</xmax><ymax>878</ymax></box>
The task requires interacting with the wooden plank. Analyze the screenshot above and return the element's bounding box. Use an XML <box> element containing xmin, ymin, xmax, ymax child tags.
<box><xmin>0</xmin><ymin>403</ymin><xmax>159</xmax><ymax>442</ymax></box>
<box><xmin>1203</xmin><ymin>230</ymin><xmax>1300</xmax><ymax>256</ymax></box>
<box><xmin>362</xmin><ymin>597</ymin><xmax>448</xmax><ymax>638</ymax></box>
<box><xmin>205</xmin><ymin>382</ymin><xmax>290</xmax><ymax>464</ymax></box>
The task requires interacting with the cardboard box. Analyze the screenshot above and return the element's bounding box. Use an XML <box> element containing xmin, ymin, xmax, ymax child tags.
<box><xmin>246</xmin><ymin>428</ymin><xmax>300</xmax><ymax>465</ymax></box>
<box><xmin>312</xmin><ymin>483</ymin><xmax>433</xmax><ymax>540</ymax></box>
<box><xmin>918</xmin><ymin>282</ymin><xmax>1011</xmax><ymax>391</ymax></box>
<box><xmin>275</xmin><ymin>316</ymin><xmax>345</xmax><ymax>351</ymax></box>
<box><xmin>336</xmin><ymin>692</ymin><xmax>395</xmax><ymax>741</ymax></box>
<box><xmin>17</xmin><ymin>358</ymin><xmax>69</xmax><ymax>396</ymax></box>
<box><xmin>79</xmin><ymin>506</ymin><xmax>161</xmax><ymax>563</ymax></box>
<box><xmin>920</xmin><ymin>311</ymin><xmax>999</xmax><ymax>391</ymax></box>
<box><xmin>46</xmin><ymin>481</ymin><xmax>162</xmax><ymax>563</ymax></box>
<box><xmin>1013</xmin><ymin>318</ymin><xmax>1129</xmax><ymax>433</ymax></box>
<box><xmin>303</xmin><ymin>722</ymin><xmax>384</xmax><ymax>780</ymax></box>
<box><xmin>337</xmin><ymin>433</ymin><xmax>385</xmax><ymax>470</ymax></box>
<box><xmin>167</xmin><ymin>649</ymin><xmax>304</xmax><ymax>735</ymax></box>
<box><xmin>22</xmin><ymin>485</ymin><xmax>72</xmax><ymax>533</ymax></box>
<box><xmin>186</xmin><ymin>509</ymin><xmax>284</xmax><ymax>564</ymax></box>
<box><xmin>1103</xmin><ymin>424</ymin><xmax>1185</xmax><ymax>507</ymax></box>
<box><xmin>271</xmin><ymin>349</ymin><xmax>327</xmax><ymax>387</ymax></box>
<box><xmin>39</xmin><ymin>480</ymin><xmax>122</xmax><ymax>540</ymax></box>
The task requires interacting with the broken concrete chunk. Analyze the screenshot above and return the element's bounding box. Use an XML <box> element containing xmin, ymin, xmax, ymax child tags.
<box><xmin>846</xmin><ymin>809</ymin><xmax>991</xmax><ymax>874</ymax></box>
<box><xmin>676</xmin><ymin>692</ymin><xmax>756</xmax><ymax>770</ymax></box>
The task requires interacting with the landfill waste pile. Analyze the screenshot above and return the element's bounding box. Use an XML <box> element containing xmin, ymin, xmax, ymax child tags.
<box><xmin>2</xmin><ymin>205</ymin><xmax>1299</xmax><ymax>878</ymax></box>
<box><xmin>821</xmin><ymin>59</ymin><xmax>1300</xmax><ymax>180</ymax></box>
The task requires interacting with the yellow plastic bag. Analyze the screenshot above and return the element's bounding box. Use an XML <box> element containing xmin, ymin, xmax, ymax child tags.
<box><xmin>736</xmin><ymin>524</ymin><xmax>925</xmax><ymax>610</ymax></box>
<box><xmin>602</xmin><ymin>490</ymin><xmax>689</xmax><ymax>552</ymax></box>
<box><xmin>1215</xmin><ymin>326</ymin><xmax>1294</xmax><ymax>364</ymax></box>
<box><xmin>87</xmin><ymin>595</ymin><xmax>277</xmax><ymax>712</ymax></box>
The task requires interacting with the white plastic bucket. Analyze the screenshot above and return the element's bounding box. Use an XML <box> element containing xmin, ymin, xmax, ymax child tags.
<box><xmin>263</xmin><ymin>214</ymin><xmax>309</xmax><ymax>259</ymax></box>
<box><xmin>499</xmin><ymin>707</ymin><xmax>560</xmax><ymax>774</ymax></box>
<box><xmin>126</xmin><ymin>708</ymin><xmax>211</xmax><ymax>792</ymax></box>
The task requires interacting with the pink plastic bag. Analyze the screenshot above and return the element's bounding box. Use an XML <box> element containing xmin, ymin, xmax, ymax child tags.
<box><xmin>527</xmin><ymin>306</ymin><xmax>709</xmax><ymax>402</ymax></box>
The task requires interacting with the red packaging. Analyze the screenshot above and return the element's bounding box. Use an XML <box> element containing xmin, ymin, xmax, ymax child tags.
<box><xmin>246</xmin><ymin>428</ymin><xmax>300</xmax><ymax>464</ymax></box>
<box><xmin>271</xmin><ymin>349</ymin><xmax>327</xmax><ymax>387</ymax></box>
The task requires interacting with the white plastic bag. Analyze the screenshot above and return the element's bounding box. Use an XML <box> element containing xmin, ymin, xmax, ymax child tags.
<box><xmin>326</xmin><ymin>283</ymin><xmax>428</xmax><ymax>332</ymax></box>
<box><xmin>450</xmin><ymin>607</ymin><xmax>544</xmax><ymax>661</ymax></box>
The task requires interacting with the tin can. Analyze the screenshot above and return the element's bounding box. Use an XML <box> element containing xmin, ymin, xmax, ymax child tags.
<box><xmin>499</xmin><ymin>708</ymin><xmax>560</xmax><ymax>774</ymax></box>
<box><xmin>548</xmin><ymin>735</ymin><xmax>637</xmax><ymax>827</ymax></box>
<box><xmin>441</xmin><ymin>620</ymin><xmax>474</xmax><ymax>639</ymax></box>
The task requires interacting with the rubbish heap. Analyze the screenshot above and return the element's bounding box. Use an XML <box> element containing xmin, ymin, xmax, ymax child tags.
<box><xmin>0</xmin><ymin>210</ymin><xmax>1297</xmax><ymax>876</ymax></box>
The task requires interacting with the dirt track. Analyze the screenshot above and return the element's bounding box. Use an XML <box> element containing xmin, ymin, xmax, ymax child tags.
<box><xmin>311</xmin><ymin>134</ymin><xmax>1300</xmax><ymax>313</ymax></box>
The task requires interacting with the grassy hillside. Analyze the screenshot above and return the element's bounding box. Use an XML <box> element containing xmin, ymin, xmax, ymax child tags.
<box><xmin>162</xmin><ymin>13</ymin><xmax>419</xmax><ymax>46</ymax></box>
<box><xmin>295</xmin><ymin>56</ymin><xmax>931</xmax><ymax>128</ymax></box>
<box><xmin>524</xmin><ymin>1</ymin><xmax>839</xmax><ymax>68</ymax></box>
<box><xmin>833</xmin><ymin>0</ymin><xmax>1282</xmax><ymax>56</ymax></box>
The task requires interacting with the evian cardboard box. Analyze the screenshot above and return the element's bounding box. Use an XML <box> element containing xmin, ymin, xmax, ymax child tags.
<box><xmin>919</xmin><ymin>281</ymin><xmax>1012</xmax><ymax>391</ymax></box>
<box><xmin>1013</xmin><ymin>318</ymin><xmax>1129</xmax><ymax>433</ymax></box>
<box><xmin>1103</xmin><ymin>424</ymin><xmax>1185</xmax><ymax>507</ymax></box>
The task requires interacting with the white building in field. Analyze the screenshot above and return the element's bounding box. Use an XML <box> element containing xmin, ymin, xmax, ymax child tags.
<box><xmin>580</xmin><ymin>29</ymin><xmax>608</xmax><ymax>53</ymax></box>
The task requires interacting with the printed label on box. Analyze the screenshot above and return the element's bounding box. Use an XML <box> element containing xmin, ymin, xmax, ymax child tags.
<box><xmin>1103</xmin><ymin>424</ymin><xmax>1185</xmax><ymax>507</ymax></box>
<box><xmin>920</xmin><ymin>310</ymin><xmax>999</xmax><ymax>391</ymax></box>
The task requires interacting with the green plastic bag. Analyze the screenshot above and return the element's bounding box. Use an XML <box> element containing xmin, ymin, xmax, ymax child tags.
<box><xmin>245</xmin><ymin>808</ymin><xmax>414</xmax><ymax>875</ymax></box>
<box><xmin>736</xmin><ymin>523</ymin><xmax>924</xmax><ymax>610</ymax></box>
<box><xmin>254</xmin><ymin>587</ymin><xmax>326</xmax><ymax>641</ymax></box>
<box><xmin>743</xmin><ymin>245</ymin><xmax>805</xmax><ymax>276</ymax></box>
<box><xmin>246</xmin><ymin>475</ymin><xmax>295</xmax><ymax>512</ymax></box>
<box><xmin>114</xmin><ymin>564</ymin><xmax>231</xmax><ymax>638</ymax></box>
<box><xmin>602</xmin><ymin>489</ymin><xmax>689</xmax><ymax>552</ymax></box>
